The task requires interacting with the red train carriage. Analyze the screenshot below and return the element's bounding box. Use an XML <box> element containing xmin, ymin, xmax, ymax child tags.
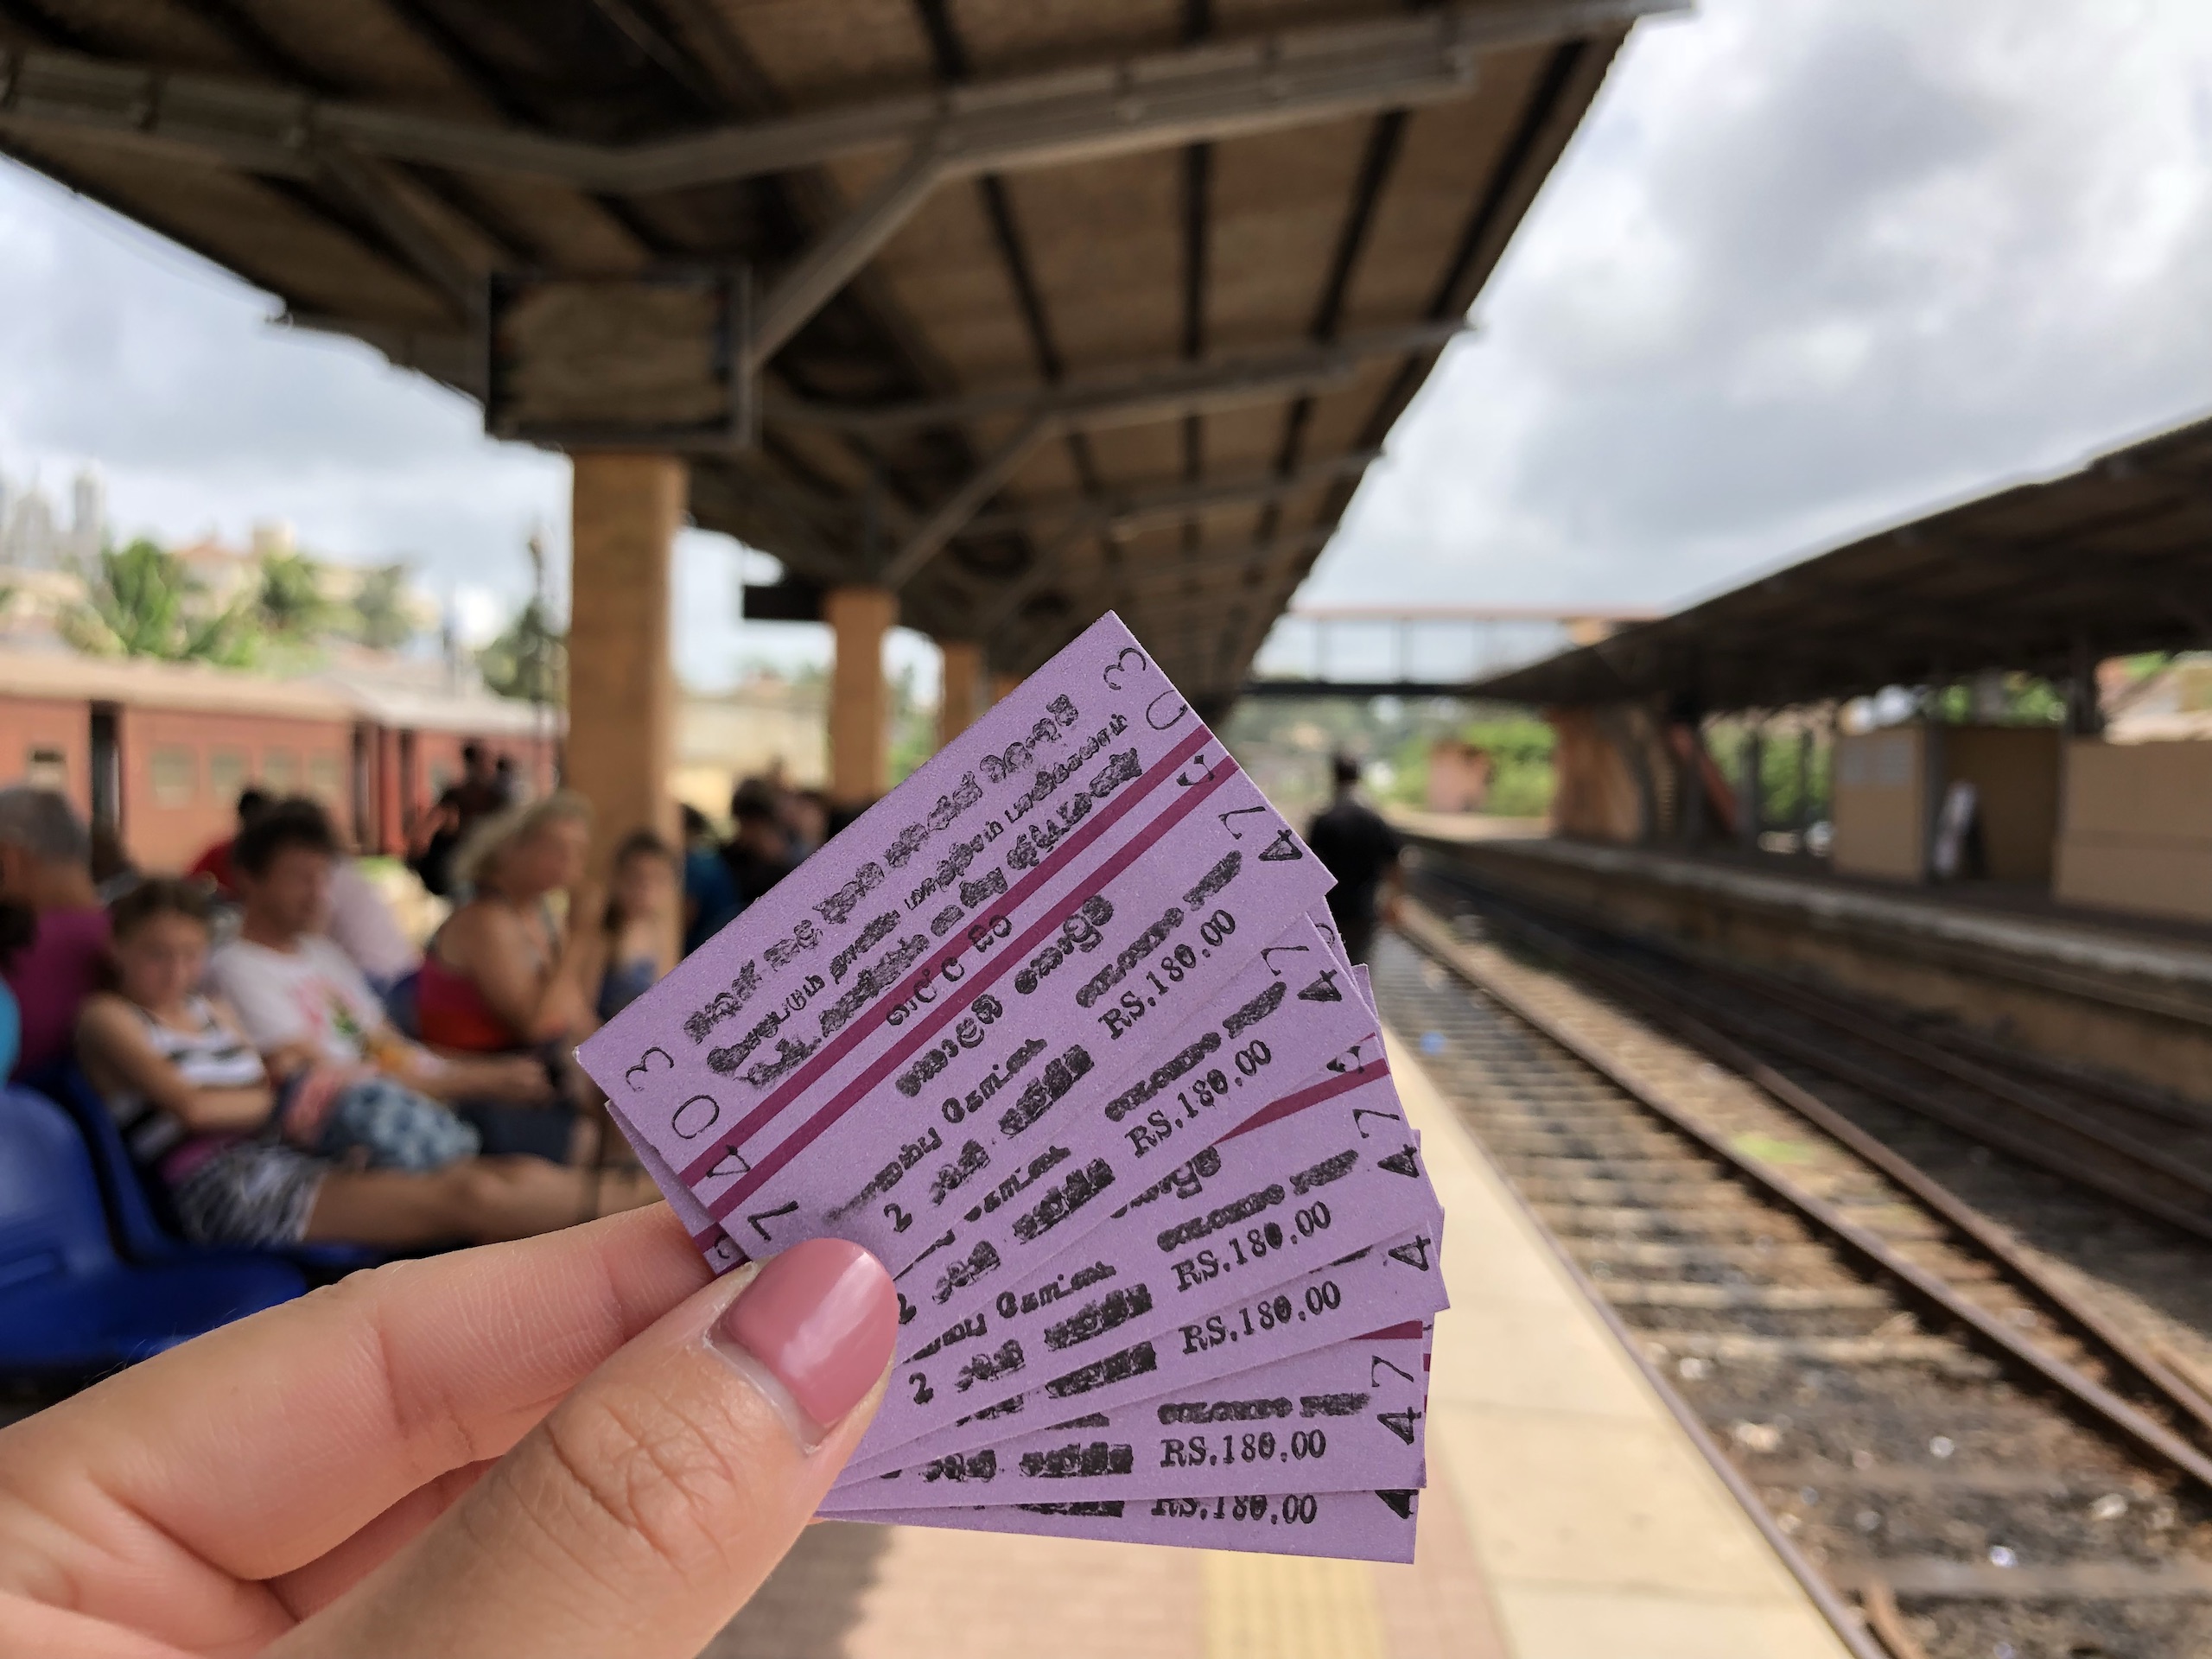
<box><xmin>0</xmin><ymin>652</ymin><xmax>559</xmax><ymax>873</ymax></box>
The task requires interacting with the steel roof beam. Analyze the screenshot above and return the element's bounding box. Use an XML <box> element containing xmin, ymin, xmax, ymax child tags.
<box><xmin>984</xmin><ymin>526</ymin><xmax>1333</xmax><ymax>637</ymax></box>
<box><xmin>880</xmin><ymin>409</ymin><xmax>1055</xmax><ymax>588</ymax></box>
<box><xmin>863</xmin><ymin>330</ymin><xmax>1446</xmax><ymax>590</ymax></box>
<box><xmin>1065</xmin><ymin>529</ymin><xmax>1335</xmax><ymax>596</ymax></box>
<box><xmin>0</xmin><ymin>3</ymin><xmax>1678</xmax><ymax>189</ymax></box>
<box><xmin>962</xmin><ymin>449</ymin><xmax>1379</xmax><ymax>541</ymax></box>
<box><xmin>769</xmin><ymin>321</ymin><xmax>1468</xmax><ymax>435</ymax></box>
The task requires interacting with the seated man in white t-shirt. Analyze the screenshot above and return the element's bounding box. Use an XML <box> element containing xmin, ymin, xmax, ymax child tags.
<box><xmin>209</xmin><ymin>804</ymin><xmax>553</xmax><ymax>1122</ymax></box>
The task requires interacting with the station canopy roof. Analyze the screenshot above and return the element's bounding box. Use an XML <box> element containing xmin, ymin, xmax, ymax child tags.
<box><xmin>1468</xmin><ymin>411</ymin><xmax>2212</xmax><ymax>712</ymax></box>
<box><xmin>0</xmin><ymin>0</ymin><xmax>1673</xmax><ymax>713</ymax></box>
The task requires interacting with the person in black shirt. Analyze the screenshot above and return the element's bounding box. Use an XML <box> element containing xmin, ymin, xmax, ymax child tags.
<box><xmin>1306</xmin><ymin>753</ymin><xmax>1403</xmax><ymax>965</ymax></box>
<box><xmin>408</xmin><ymin>743</ymin><xmax>514</xmax><ymax>898</ymax></box>
<box><xmin>721</xmin><ymin>778</ymin><xmax>798</xmax><ymax>909</ymax></box>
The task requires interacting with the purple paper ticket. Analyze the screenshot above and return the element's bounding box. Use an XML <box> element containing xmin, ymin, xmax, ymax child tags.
<box><xmin>840</xmin><ymin>1219</ymin><xmax>1446</xmax><ymax>1484</ymax></box>
<box><xmin>837</xmin><ymin>1486</ymin><xmax>1421</xmax><ymax>1565</ymax></box>
<box><xmin>610</xmin><ymin>915</ymin><xmax>1362</xmax><ymax>1292</ymax></box>
<box><xmin>578</xmin><ymin>615</ymin><xmax>1330</xmax><ymax>1242</ymax></box>
<box><xmin>728</xmin><ymin>907</ymin><xmax>1367</xmax><ymax>1300</ymax></box>
<box><xmin>849</xmin><ymin>1042</ymin><xmax>1420</xmax><ymax>1458</ymax></box>
<box><xmin>678</xmin><ymin>776</ymin><xmax>1333</xmax><ymax>1249</ymax></box>
<box><xmin>823</xmin><ymin>1324</ymin><xmax>1430</xmax><ymax>1512</ymax></box>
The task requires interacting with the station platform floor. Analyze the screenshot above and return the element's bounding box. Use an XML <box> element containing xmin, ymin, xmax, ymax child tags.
<box><xmin>1405</xmin><ymin>825</ymin><xmax>2212</xmax><ymax>996</ymax></box>
<box><xmin>704</xmin><ymin>1026</ymin><xmax>1850</xmax><ymax>1659</ymax></box>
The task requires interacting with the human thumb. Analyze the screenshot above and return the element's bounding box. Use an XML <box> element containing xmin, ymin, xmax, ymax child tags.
<box><xmin>276</xmin><ymin>1237</ymin><xmax>897</xmax><ymax>1659</ymax></box>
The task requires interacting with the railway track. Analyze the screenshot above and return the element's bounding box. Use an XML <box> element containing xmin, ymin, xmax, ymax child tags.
<box><xmin>1374</xmin><ymin>880</ymin><xmax>2212</xmax><ymax>1659</ymax></box>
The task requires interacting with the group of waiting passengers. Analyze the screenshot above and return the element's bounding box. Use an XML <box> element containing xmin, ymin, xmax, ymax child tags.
<box><xmin>0</xmin><ymin>765</ymin><xmax>830</xmax><ymax>1261</ymax></box>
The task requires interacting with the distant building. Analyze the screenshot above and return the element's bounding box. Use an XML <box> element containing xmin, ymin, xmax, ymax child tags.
<box><xmin>168</xmin><ymin>534</ymin><xmax>261</xmax><ymax>607</ymax></box>
<box><xmin>0</xmin><ymin>463</ymin><xmax>104</xmax><ymax>569</ymax></box>
<box><xmin>1425</xmin><ymin>738</ymin><xmax>1493</xmax><ymax>814</ymax></box>
<box><xmin>2</xmin><ymin>487</ymin><xmax>56</xmax><ymax>569</ymax></box>
<box><xmin>676</xmin><ymin>674</ymin><xmax>828</xmax><ymax>819</ymax></box>
<box><xmin>67</xmin><ymin>469</ymin><xmax>103</xmax><ymax>563</ymax></box>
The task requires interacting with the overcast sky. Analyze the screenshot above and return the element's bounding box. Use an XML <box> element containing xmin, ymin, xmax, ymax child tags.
<box><xmin>4</xmin><ymin>0</ymin><xmax>2212</xmax><ymax>691</ymax></box>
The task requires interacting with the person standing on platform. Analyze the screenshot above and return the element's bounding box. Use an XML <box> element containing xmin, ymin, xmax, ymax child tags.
<box><xmin>721</xmin><ymin>778</ymin><xmax>796</xmax><ymax>910</ymax></box>
<box><xmin>1306</xmin><ymin>753</ymin><xmax>1404</xmax><ymax>965</ymax></box>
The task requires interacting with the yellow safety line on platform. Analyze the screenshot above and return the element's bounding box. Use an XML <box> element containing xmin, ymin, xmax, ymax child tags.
<box><xmin>1203</xmin><ymin>1551</ymin><xmax>1388</xmax><ymax>1659</ymax></box>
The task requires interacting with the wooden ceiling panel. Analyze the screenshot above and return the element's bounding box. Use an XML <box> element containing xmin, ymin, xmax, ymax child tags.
<box><xmin>1079</xmin><ymin>420</ymin><xmax>1186</xmax><ymax>486</ymax></box>
<box><xmin>1206</xmin><ymin>113</ymin><xmax>1376</xmax><ymax>347</ymax></box>
<box><xmin>861</xmin><ymin>168</ymin><xmax>1040</xmax><ymax>390</ymax></box>
<box><xmin>1340</xmin><ymin>53</ymin><xmax>1553</xmax><ymax>331</ymax></box>
<box><xmin>1195</xmin><ymin>404</ymin><xmax>1296</xmax><ymax>476</ymax></box>
<box><xmin>458</xmin><ymin>173</ymin><xmax>651</xmax><ymax>274</ymax></box>
<box><xmin>720</xmin><ymin>0</ymin><xmax>934</xmax><ymax>104</ymax></box>
<box><xmin>250</xmin><ymin>0</ymin><xmax>501</xmax><ymax>109</ymax></box>
<box><xmin>1001</xmin><ymin>149</ymin><xmax>1183</xmax><ymax>374</ymax></box>
<box><xmin>946</xmin><ymin>0</ymin><xmax>1181</xmax><ymax>76</ymax></box>
<box><xmin>30</xmin><ymin>0</ymin><xmax>250</xmax><ymax>72</ymax></box>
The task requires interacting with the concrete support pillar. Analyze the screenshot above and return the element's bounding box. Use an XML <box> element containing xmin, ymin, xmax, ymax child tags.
<box><xmin>937</xmin><ymin>639</ymin><xmax>984</xmax><ymax>750</ymax></box>
<box><xmin>568</xmin><ymin>453</ymin><xmax>683</xmax><ymax>886</ymax></box>
<box><xmin>827</xmin><ymin>585</ymin><xmax>897</xmax><ymax>806</ymax></box>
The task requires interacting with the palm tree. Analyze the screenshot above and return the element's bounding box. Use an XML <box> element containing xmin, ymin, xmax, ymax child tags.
<box><xmin>257</xmin><ymin>550</ymin><xmax>339</xmax><ymax>640</ymax></box>
<box><xmin>63</xmin><ymin>541</ymin><xmax>258</xmax><ymax>665</ymax></box>
<box><xmin>349</xmin><ymin>562</ymin><xmax>416</xmax><ymax>651</ymax></box>
<box><xmin>477</xmin><ymin>597</ymin><xmax>566</xmax><ymax>704</ymax></box>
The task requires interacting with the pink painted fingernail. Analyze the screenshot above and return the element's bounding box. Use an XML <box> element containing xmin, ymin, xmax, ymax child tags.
<box><xmin>712</xmin><ymin>1238</ymin><xmax>896</xmax><ymax>1431</ymax></box>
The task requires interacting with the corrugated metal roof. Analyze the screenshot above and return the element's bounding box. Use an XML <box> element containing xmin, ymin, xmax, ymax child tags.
<box><xmin>0</xmin><ymin>0</ymin><xmax>1669</xmax><ymax>713</ymax></box>
<box><xmin>1466</xmin><ymin>411</ymin><xmax>2212</xmax><ymax>711</ymax></box>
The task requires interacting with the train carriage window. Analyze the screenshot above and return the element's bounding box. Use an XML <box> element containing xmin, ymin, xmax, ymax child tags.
<box><xmin>24</xmin><ymin>746</ymin><xmax>66</xmax><ymax>791</ymax></box>
<box><xmin>208</xmin><ymin>747</ymin><xmax>248</xmax><ymax>805</ymax></box>
<box><xmin>263</xmin><ymin>749</ymin><xmax>298</xmax><ymax>793</ymax></box>
<box><xmin>307</xmin><ymin>753</ymin><xmax>343</xmax><ymax>804</ymax></box>
<box><xmin>150</xmin><ymin>747</ymin><xmax>196</xmax><ymax>808</ymax></box>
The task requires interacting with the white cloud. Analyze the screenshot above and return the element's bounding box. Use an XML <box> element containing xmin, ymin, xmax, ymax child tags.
<box><xmin>1303</xmin><ymin>0</ymin><xmax>2212</xmax><ymax>620</ymax></box>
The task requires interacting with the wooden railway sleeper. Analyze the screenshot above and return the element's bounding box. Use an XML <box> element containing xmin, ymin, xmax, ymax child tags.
<box><xmin>1416</xmin><ymin>897</ymin><xmax>2212</xmax><ymax>1448</ymax></box>
<box><xmin>1397</xmin><ymin>900</ymin><xmax>2212</xmax><ymax>1497</ymax></box>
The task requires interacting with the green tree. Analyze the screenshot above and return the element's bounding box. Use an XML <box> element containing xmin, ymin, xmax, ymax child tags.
<box><xmin>889</xmin><ymin>664</ymin><xmax>935</xmax><ymax>786</ymax></box>
<box><xmin>478</xmin><ymin>597</ymin><xmax>567</xmax><ymax>703</ymax></box>
<box><xmin>349</xmin><ymin>562</ymin><xmax>416</xmax><ymax>651</ymax></box>
<box><xmin>63</xmin><ymin>540</ymin><xmax>258</xmax><ymax>665</ymax></box>
<box><xmin>257</xmin><ymin>550</ymin><xmax>339</xmax><ymax>640</ymax></box>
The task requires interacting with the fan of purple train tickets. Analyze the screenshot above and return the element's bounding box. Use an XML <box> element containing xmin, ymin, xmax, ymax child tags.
<box><xmin>578</xmin><ymin>613</ymin><xmax>1444</xmax><ymax>1563</ymax></box>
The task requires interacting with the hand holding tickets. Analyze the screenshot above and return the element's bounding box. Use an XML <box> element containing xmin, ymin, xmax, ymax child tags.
<box><xmin>0</xmin><ymin>1212</ymin><xmax>903</xmax><ymax>1659</ymax></box>
<box><xmin>582</xmin><ymin>615</ymin><xmax>1445</xmax><ymax>1563</ymax></box>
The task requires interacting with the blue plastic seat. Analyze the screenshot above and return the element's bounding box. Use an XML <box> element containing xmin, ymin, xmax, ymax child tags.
<box><xmin>0</xmin><ymin>1086</ymin><xmax>305</xmax><ymax>1376</ymax></box>
<box><xmin>28</xmin><ymin>1065</ymin><xmax>384</xmax><ymax>1280</ymax></box>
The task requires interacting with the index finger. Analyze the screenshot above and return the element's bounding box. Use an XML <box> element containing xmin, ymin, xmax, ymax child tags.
<box><xmin>0</xmin><ymin>1205</ymin><xmax>709</xmax><ymax>1585</ymax></box>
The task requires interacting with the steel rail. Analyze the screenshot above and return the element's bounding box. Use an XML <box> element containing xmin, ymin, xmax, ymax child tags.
<box><xmin>1451</xmin><ymin>1095</ymin><xmax>1896</xmax><ymax>1659</ymax></box>
<box><xmin>1411</xmin><ymin>843</ymin><xmax>2212</xmax><ymax>1237</ymax></box>
<box><xmin>1395</xmin><ymin>900</ymin><xmax>2212</xmax><ymax>1497</ymax></box>
<box><xmin>1419</xmin><ymin>899</ymin><xmax>2212</xmax><ymax>1447</ymax></box>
